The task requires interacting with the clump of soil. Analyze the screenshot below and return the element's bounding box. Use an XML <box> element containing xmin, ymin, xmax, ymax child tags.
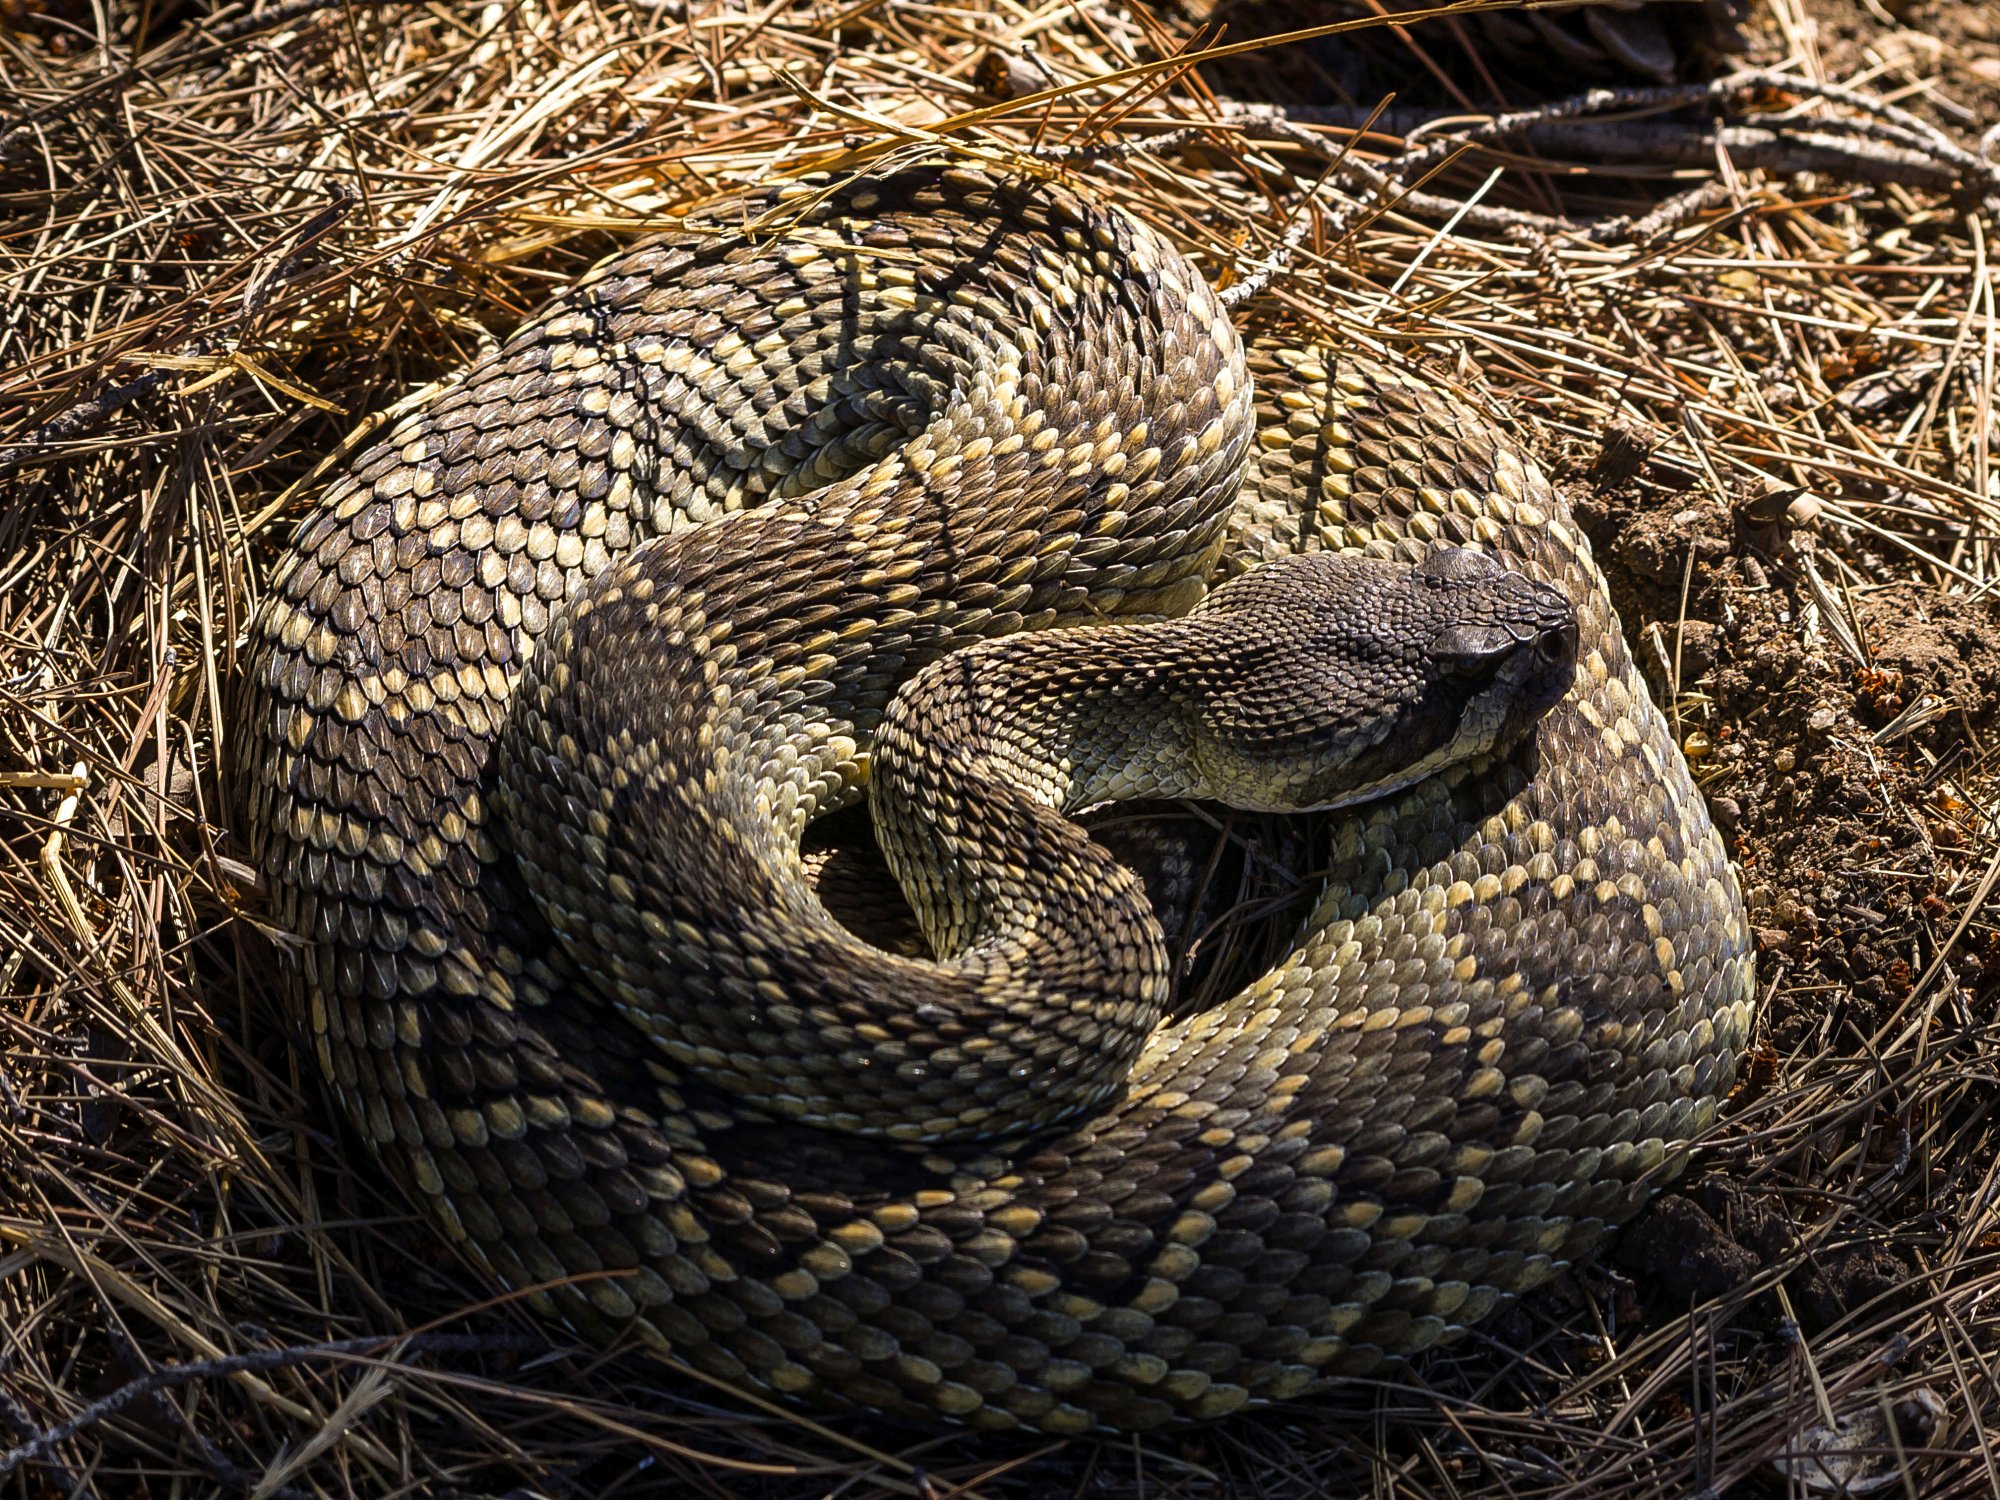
<box><xmin>1576</xmin><ymin>472</ymin><xmax>2000</xmax><ymax>1041</ymax></box>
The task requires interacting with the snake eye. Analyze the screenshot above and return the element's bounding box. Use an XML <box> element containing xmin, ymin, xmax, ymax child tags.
<box><xmin>1430</xmin><ymin>623</ymin><xmax>1521</xmax><ymax>681</ymax></box>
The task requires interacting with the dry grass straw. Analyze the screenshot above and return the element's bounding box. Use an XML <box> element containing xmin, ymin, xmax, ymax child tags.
<box><xmin>2</xmin><ymin>0</ymin><xmax>1998</xmax><ymax>1494</ymax></box>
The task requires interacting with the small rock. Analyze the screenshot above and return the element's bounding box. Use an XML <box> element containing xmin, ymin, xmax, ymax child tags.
<box><xmin>1676</xmin><ymin>619</ymin><xmax>1723</xmax><ymax>679</ymax></box>
<box><xmin>1590</xmin><ymin>418</ymin><xmax>1660</xmax><ymax>486</ymax></box>
<box><xmin>1770</xmin><ymin>1387</ymin><xmax>1947</xmax><ymax>1495</ymax></box>
<box><xmin>1797</xmin><ymin>1241</ymin><xmax>1910</xmax><ymax>1330</ymax></box>
<box><xmin>974</xmin><ymin>47</ymin><xmax>1051</xmax><ymax>99</ymax></box>
<box><xmin>1774</xmin><ymin>896</ymin><xmax>1812</xmax><ymax>927</ymax></box>
<box><xmin>1616</xmin><ymin>1194</ymin><xmax>1760</xmax><ymax>1304</ymax></box>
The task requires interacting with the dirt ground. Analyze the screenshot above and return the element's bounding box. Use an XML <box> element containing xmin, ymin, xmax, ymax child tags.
<box><xmin>5</xmin><ymin>0</ymin><xmax>2000</xmax><ymax>1496</ymax></box>
<box><xmin>1574</xmin><ymin>0</ymin><xmax>2000</xmax><ymax>1324</ymax></box>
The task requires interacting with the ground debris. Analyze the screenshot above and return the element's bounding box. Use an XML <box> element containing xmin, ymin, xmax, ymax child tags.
<box><xmin>3</xmin><ymin>0</ymin><xmax>1999</xmax><ymax>1495</ymax></box>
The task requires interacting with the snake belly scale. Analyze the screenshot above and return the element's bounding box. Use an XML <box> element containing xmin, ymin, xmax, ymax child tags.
<box><xmin>236</xmin><ymin>165</ymin><xmax>1756</xmax><ymax>1433</ymax></box>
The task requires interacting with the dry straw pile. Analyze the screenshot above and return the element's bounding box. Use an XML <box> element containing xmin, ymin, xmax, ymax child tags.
<box><xmin>3</xmin><ymin>0</ymin><xmax>1999</xmax><ymax>1494</ymax></box>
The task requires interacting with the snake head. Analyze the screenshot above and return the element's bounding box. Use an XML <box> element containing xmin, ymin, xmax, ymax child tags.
<box><xmin>1192</xmin><ymin>546</ymin><xmax>1578</xmax><ymax>812</ymax></box>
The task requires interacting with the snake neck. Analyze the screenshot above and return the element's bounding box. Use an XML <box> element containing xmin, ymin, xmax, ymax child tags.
<box><xmin>869</xmin><ymin>548</ymin><xmax>1579</xmax><ymax>968</ymax></box>
<box><xmin>866</xmin><ymin>626</ymin><xmax>1203</xmax><ymax>971</ymax></box>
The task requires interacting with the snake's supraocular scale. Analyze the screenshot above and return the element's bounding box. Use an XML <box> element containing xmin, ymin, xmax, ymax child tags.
<box><xmin>236</xmin><ymin>165</ymin><xmax>1756</xmax><ymax>1434</ymax></box>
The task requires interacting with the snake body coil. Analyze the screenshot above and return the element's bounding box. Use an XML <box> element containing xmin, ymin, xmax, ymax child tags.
<box><xmin>238</xmin><ymin>167</ymin><xmax>1756</xmax><ymax>1433</ymax></box>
